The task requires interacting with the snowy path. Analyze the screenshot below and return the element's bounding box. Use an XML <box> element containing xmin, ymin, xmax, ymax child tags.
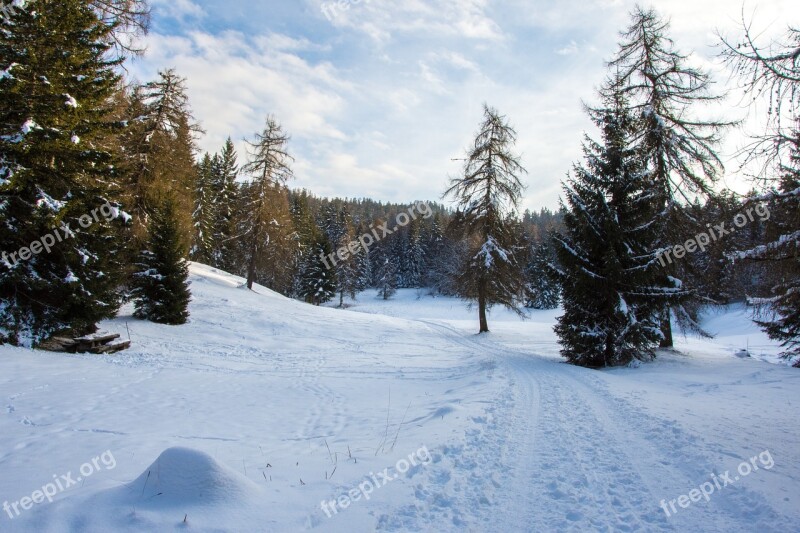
<box><xmin>373</xmin><ymin>316</ymin><xmax>799</xmax><ymax>532</ymax></box>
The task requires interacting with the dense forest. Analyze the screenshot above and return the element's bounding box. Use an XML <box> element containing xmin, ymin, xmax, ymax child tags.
<box><xmin>0</xmin><ymin>1</ymin><xmax>797</xmax><ymax>368</ymax></box>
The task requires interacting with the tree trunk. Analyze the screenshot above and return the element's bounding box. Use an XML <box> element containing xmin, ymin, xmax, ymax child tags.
<box><xmin>478</xmin><ymin>282</ymin><xmax>489</xmax><ymax>333</ymax></box>
<box><xmin>659</xmin><ymin>307</ymin><xmax>673</xmax><ymax>348</ymax></box>
<box><xmin>246</xmin><ymin>254</ymin><xmax>257</xmax><ymax>290</ymax></box>
<box><xmin>246</xmin><ymin>232</ymin><xmax>258</xmax><ymax>290</ymax></box>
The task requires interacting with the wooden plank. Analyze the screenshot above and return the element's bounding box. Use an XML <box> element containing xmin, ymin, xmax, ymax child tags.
<box><xmin>104</xmin><ymin>340</ymin><xmax>131</xmax><ymax>354</ymax></box>
<box><xmin>91</xmin><ymin>340</ymin><xmax>131</xmax><ymax>354</ymax></box>
<box><xmin>74</xmin><ymin>332</ymin><xmax>119</xmax><ymax>344</ymax></box>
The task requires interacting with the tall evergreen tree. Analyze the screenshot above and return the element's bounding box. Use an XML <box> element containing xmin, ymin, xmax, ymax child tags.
<box><xmin>608</xmin><ymin>6</ymin><xmax>732</xmax><ymax>347</ymax></box>
<box><xmin>241</xmin><ymin>116</ymin><xmax>293</xmax><ymax>290</ymax></box>
<box><xmin>554</xmin><ymin>85</ymin><xmax>683</xmax><ymax>367</ymax></box>
<box><xmin>296</xmin><ymin>233</ymin><xmax>336</xmax><ymax>305</ymax></box>
<box><xmin>375</xmin><ymin>256</ymin><xmax>398</xmax><ymax>300</ymax></box>
<box><xmin>0</xmin><ymin>0</ymin><xmax>129</xmax><ymax>344</ymax></box>
<box><xmin>191</xmin><ymin>153</ymin><xmax>216</xmax><ymax>264</ymax></box>
<box><xmin>524</xmin><ymin>242</ymin><xmax>561</xmax><ymax>310</ymax></box>
<box><xmin>120</xmin><ymin>68</ymin><xmax>200</xmax><ymax>244</ymax></box>
<box><xmin>444</xmin><ymin>105</ymin><xmax>527</xmax><ymax>333</ymax></box>
<box><xmin>131</xmin><ymin>196</ymin><xmax>191</xmax><ymax>325</ymax></box>
<box><xmin>212</xmin><ymin>137</ymin><xmax>239</xmax><ymax>272</ymax></box>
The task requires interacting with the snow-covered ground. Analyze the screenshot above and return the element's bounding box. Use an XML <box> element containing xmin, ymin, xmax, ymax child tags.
<box><xmin>0</xmin><ymin>263</ymin><xmax>798</xmax><ymax>532</ymax></box>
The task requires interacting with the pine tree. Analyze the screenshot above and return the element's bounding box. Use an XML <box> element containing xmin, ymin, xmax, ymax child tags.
<box><xmin>120</xmin><ymin>68</ymin><xmax>201</xmax><ymax>244</ymax></box>
<box><xmin>444</xmin><ymin>105</ymin><xmax>527</xmax><ymax>333</ymax></box>
<box><xmin>212</xmin><ymin>138</ymin><xmax>239</xmax><ymax>272</ymax></box>
<box><xmin>524</xmin><ymin>242</ymin><xmax>560</xmax><ymax>310</ymax></box>
<box><xmin>400</xmin><ymin>218</ymin><xmax>425</xmax><ymax>288</ymax></box>
<box><xmin>0</xmin><ymin>0</ymin><xmax>129</xmax><ymax>344</ymax></box>
<box><xmin>609</xmin><ymin>6</ymin><xmax>732</xmax><ymax>347</ymax></box>
<box><xmin>131</xmin><ymin>197</ymin><xmax>191</xmax><ymax>325</ymax></box>
<box><xmin>330</xmin><ymin>206</ymin><xmax>359</xmax><ymax>306</ymax></box>
<box><xmin>296</xmin><ymin>234</ymin><xmax>336</xmax><ymax>305</ymax></box>
<box><xmin>354</xmin><ymin>220</ymin><xmax>372</xmax><ymax>292</ymax></box>
<box><xmin>554</xmin><ymin>85</ymin><xmax>683</xmax><ymax>367</ymax></box>
<box><xmin>245</xmin><ymin>183</ymin><xmax>296</xmax><ymax>294</ymax></box>
<box><xmin>376</xmin><ymin>257</ymin><xmax>398</xmax><ymax>300</ymax></box>
<box><xmin>241</xmin><ymin>116</ymin><xmax>294</xmax><ymax>290</ymax></box>
<box><xmin>191</xmin><ymin>153</ymin><xmax>217</xmax><ymax>264</ymax></box>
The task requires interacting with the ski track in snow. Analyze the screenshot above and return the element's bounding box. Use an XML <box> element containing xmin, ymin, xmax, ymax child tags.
<box><xmin>367</xmin><ymin>319</ymin><xmax>798</xmax><ymax>532</ymax></box>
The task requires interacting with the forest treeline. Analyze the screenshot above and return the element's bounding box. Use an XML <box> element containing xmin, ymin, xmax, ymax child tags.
<box><xmin>0</xmin><ymin>1</ymin><xmax>796</xmax><ymax>368</ymax></box>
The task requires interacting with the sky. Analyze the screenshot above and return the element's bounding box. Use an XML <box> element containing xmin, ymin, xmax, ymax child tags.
<box><xmin>128</xmin><ymin>0</ymin><xmax>799</xmax><ymax>212</ymax></box>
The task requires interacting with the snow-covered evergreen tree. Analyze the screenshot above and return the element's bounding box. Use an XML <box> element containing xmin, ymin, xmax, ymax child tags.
<box><xmin>131</xmin><ymin>197</ymin><xmax>191</xmax><ymax>325</ymax></box>
<box><xmin>332</xmin><ymin>206</ymin><xmax>359</xmax><ymax>306</ymax></box>
<box><xmin>296</xmin><ymin>234</ymin><xmax>336</xmax><ymax>305</ymax></box>
<box><xmin>554</xmin><ymin>86</ymin><xmax>683</xmax><ymax>367</ymax></box>
<box><xmin>212</xmin><ymin>138</ymin><xmax>239</xmax><ymax>272</ymax></box>
<box><xmin>376</xmin><ymin>257</ymin><xmax>398</xmax><ymax>300</ymax></box>
<box><xmin>191</xmin><ymin>153</ymin><xmax>217</xmax><ymax>264</ymax></box>
<box><xmin>399</xmin><ymin>219</ymin><xmax>425</xmax><ymax>288</ymax></box>
<box><xmin>354</xmin><ymin>221</ymin><xmax>372</xmax><ymax>292</ymax></box>
<box><xmin>524</xmin><ymin>242</ymin><xmax>560</xmax><ymax>310</ymax></box>
<box><xmin>444</xmin><ymin>105</ymin><xmax>527</xmax><ymax>333</ymax></box>
<box><xmin>0</xmin><ymin>0</ymin><xmax>129</xmax><ymax>344</ymax></box>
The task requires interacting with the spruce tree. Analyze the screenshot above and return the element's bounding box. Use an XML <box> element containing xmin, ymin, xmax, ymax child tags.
<box><xmin>524</xmin><ymin>242</ymin><xmax>560</xmax><ymax>310</ymax></box>
<box><xmin>554</xmin><ymin>85</ymin><xmax>682</xmax><ymax>367</ymax></box>
<box><xmin>131</xmin><ymin>197</ymin><xmax>191</xmax><ymax>325</ymax></box>
<box><xmin>376</xmin><ymin>257</ymin><xmax>398</xmax><ymax>300</ymax></box>
<box><xmin>331</xmin><ymin>206</ymin><xmax>359</xmax><ymax>306</ymax></box>
<box><xmin>296</xmin><ymin>234</ymin><xmax>336</xmax><ymax>305</ymax></box>
<box><xmin>191</xmin><ymin>153</ymin><xmax>217</xmax><ymax>264</ymax></box>
<box><xmin>444</xmin><ymin>105</ymin><xmax>527</xmax><ymax>333</ymax></box>
<box><xmin>212</xmin><ymin>138</ymin><xmax>239</xmax><ymax>272</ymax></box>
<box><xmin>0</xmin><ymin>0</ymin><xmax>128</xmax><ymax>344</ymax></box>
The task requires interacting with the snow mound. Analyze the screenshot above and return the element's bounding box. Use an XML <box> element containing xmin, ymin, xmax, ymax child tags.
<box><xmin>126</xmin><ymin>447</ymin><xmax>260</xmax><ymax>508</ymax></box>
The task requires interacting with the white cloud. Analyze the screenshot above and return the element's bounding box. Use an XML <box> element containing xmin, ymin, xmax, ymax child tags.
<box><xmin>130</xmin><ymin>0</ymin><xmax>799</xmax><ymax>210</ymax></box>
<box><xmin>314</xmin><ymin>0</ymin><xmax>505</xmax><ymax>44</ymax></box>
<box><xmin>150</xmin><ymin>0</ymin><xmax>205</xmax><ymax>22</ymax></box>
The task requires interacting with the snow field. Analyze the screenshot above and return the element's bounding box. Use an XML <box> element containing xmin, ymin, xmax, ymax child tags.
<box><xmin>0</xmin><ymin>263</ymin><xmax>797</xmax><ymax>532</ymax></box>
